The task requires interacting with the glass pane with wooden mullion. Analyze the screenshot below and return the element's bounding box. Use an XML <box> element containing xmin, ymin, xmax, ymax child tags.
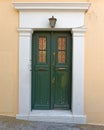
<box><xmin>58</xmin><ymin>51</ymin><xmax>66</xmax><ymax>63</ymax></box>
<box><xmin>39</xmin><ymin>37</ymin><xmax>46</xmax><ymax>50</ymax></box>
<box><xmin>38</xmin><ymin>37</ymin><xmax>46</xmax><ymax>63</ymax></box>
<box><xmin>58</xmin><ymin>37</ymin><xmax>66</xmax><ymax>51</ymax></box>
<box><xmin>38</xmin><ymin>51</ymin><xmax>46</xmax><ymax>63</ymax></box>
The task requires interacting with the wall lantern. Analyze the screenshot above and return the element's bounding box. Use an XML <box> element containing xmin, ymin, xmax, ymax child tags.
<box><xmin>49</xmin><ymin>16</ymin><xmax>57</xmax><ymax>28</ymax></box>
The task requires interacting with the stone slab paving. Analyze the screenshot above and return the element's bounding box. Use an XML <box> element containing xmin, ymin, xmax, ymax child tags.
<box><xmin>0</xmin><ymin>116</ymin><xmax>104</xmax><ymax>130</ymax></box>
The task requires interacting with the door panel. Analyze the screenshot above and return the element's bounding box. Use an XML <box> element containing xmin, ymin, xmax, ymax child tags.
<box><xmin>32</xmin><ymin>31</ymin><xmax>72</xmax><ymax>110</ymax></box>
<box><xmin>52</xmin><ymin>32</ymin><xmax>71</xmax><ymax>109</ymax></box>
<box><xmin>54</xmin><ymin>70</ymin><xmax>69</xmax><ymax>109</ymax></box>
<box><xmin>32</xmin><ymin>32</ymin><xmax>51</xmax><ymax>109</ymax></box>
<box><xmin>35</xmin><ymin>69</ymin><xmax>50</xmax><ymax>109</ymax></box>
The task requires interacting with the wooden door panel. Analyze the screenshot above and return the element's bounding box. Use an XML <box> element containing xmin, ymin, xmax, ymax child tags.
<box><xmin>32</xmin><ymin>31</ymin><xmax>72</xmax><ymax>110</ymax></box>
<box><xmin>54</xmin><ymin>70</ymin><xmax>69</xmax><ymax>109</ymax></box>
<box><xmin>32</xmin><ymin>32</ymin><xmax>51</xmax><ymax>109</ymax></box>
<box><xmin>34</xmin><ymin>69</ymin><xmax>50</xmax><ymax>109</ymax></box>
<box><xmin>52</xmin><ymin>32</ymin><xmax>72</xmax><ymax>110</ymax></box>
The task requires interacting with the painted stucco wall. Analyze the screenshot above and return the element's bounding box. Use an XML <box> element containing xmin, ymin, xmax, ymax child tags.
<box><xmin>0</xmin><ymin>0</ymin><xmax>104</xmax><ymax>124</ymax></box>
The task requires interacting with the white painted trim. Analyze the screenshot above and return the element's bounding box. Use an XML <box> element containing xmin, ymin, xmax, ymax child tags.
<box><xmin>18</xmin><ymin>28</ymin><xmax>33</xmax><ymax>115</ymax></box>
<box><xmin>13</xmin><ymin>2</ymin><xmax>91</xmax><ymax>11</ymax></box>
<box><xmin>71</xmin><ymin>27</ymin><xmax>85</xmax><ymax>116</ymax></box>
<box><xmin>13</xmin><ymin>2</ymin><xmax>91</xmax><ymax>124</ymax></box>
<box><xmin>18</xmin><ymin>28</ymin><xmax>33</xmax><ymax>37</ymax></box>
<box><xmin>72</xmin><ymin>27</ymin><xmax>86</xmax><ymax>37</ymax></box>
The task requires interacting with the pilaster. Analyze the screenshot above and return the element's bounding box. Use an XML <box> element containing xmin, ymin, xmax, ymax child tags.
<box><xmin>18</xmin><ymin>28</ymin><xmax>33</xmax><ymax>115</ymax></box>
<box><xmin>71</xmin><ymin>27</ymin><xmax>86</xmax><ymax>116</ymax></box>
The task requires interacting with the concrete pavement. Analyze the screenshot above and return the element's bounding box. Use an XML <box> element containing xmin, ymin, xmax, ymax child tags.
<box><xmin>0</xmin><ymin>116</ymin><xmax>104</xmax><ymax>130</ymax></box>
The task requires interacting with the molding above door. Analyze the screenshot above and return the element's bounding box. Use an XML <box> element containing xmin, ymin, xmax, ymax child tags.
<box><xmin>13</xmin><ymin>2</ymin><xmax>91</xmax><ymax>124</ymax></box>
<box><xmin>13</xmin><ymin>2</ymin><xmax>90</xmax><ymax>11</ymax></box>
<box><xmin>13</xmin><ymin>2</ymin><xmax>91</xmax><ymax>28</ymax></box>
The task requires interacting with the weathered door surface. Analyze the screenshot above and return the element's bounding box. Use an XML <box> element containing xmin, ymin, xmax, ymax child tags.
<box><xmin>32</xmin><ymin>31</ymin><xmax>72</xmax><ymax>110</ymax></box>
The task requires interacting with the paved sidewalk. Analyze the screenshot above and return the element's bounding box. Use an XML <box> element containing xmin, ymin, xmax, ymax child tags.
<box><xmin>0</xmin><ymin>116</ymin><xmax>104</xmax><ymax>130</ymax></box>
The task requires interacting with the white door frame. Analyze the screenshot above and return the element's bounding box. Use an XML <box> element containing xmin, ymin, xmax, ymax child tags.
<box><xmin>13</xmin><ymin>2</ymin><xmax>91</xmax><ymax>124</ymax></box>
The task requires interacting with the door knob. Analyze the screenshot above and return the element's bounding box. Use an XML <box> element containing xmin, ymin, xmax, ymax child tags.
<box><xmin>53</xmin><ymin>52</ymin><xmax>55</xmax><ymax>56</ymax></box>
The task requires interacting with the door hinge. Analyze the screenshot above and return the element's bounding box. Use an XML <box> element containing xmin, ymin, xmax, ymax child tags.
<box><xmin>29</xmin><ymin>60</ymin><xmax>32</xmax><ymax>71</ymax></box>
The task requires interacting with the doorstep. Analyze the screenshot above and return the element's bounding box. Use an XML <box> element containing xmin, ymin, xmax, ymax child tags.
<box><xmin>16</xmin><ymin>110</ymin><xmax>86</xmax><ymax>124</ymax></box>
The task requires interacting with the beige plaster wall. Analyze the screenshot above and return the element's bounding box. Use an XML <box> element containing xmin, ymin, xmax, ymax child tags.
<box><xmin>85</xmin><ymin>0</ymin><xmax>104</xmax><ymax>124</ymax></box>
<box><xmin>0</xmin><ymin>1</ymin><xmax>18</xmax><ymax>116</ymax></box>
<box><xmin>0</xmin><ymin>0</ymin><xmax>104</xmax><ymax>124</ymax></box>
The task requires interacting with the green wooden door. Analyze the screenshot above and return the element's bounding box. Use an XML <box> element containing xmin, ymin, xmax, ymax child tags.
<box><xmin>32</xmin><ymin>31</ymin><xmax>72</xmax><ymax>110</ymax></box>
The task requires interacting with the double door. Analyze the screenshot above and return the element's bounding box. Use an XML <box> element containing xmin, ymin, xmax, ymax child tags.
<box><xmin>32</xmin><ymin>31</ymin><xmax>72</xmax><ymax>110</ymax></box>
